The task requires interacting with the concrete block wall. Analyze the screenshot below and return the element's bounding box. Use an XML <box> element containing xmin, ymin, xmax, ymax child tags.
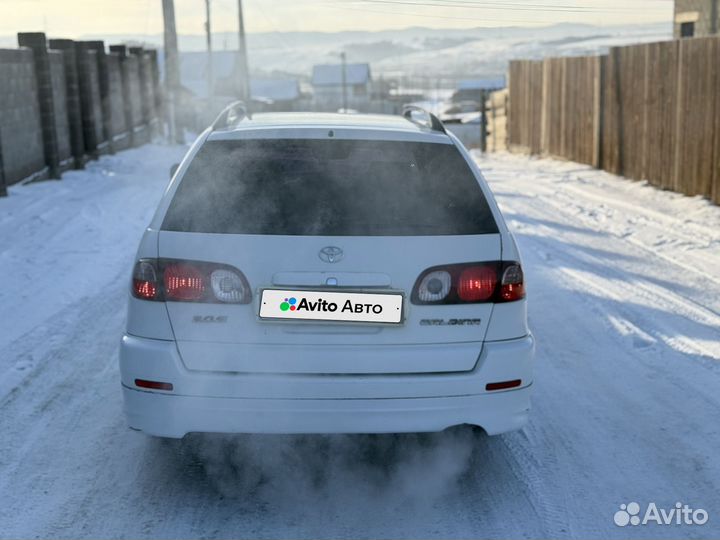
<box><xmin>49</xmin><ymin>50</ymin><xmax>73</xmax><ymax>170</ymax></box>
<box><xmin>126</xmin><ymin>55</ymin><xmax>146</xmax><ymax>144</ymax></box>
<box><xmin>106</xmin><ymin>53</ymin><xmax>130</xmax><ymax>150</ymax></box>
<box><xmin>0</xmin><ymin>48</ymin><xmax>46</xmax><ymax>187</ymax></box>
<box><xmin>76</xmin><ymin>45</ymin><xmax>105</xmax><ymax>157</ymax></box>
<box><xmin>0</xmin><ymin>32</ymin><xmax>161</xmax><ymax>196</ymax></box>
<box><xmin>17</xmin><ymin>33</ymin><xmax>60</xmax><ymax>178</ymax></box>
<box><xmin>48</xmin><ymin>39</ymin><xmax>86</xmax><ymax>169</ymax></box>
<box><xmin>81</xmin><ymin>41</ymin><xmax>113</xmax><ymax>154</ymax></box>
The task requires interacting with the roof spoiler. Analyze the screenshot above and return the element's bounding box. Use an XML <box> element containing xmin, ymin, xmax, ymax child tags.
<box><xmin>211</xmin><ymin>100</ymin><xmax>250</xmax><ymax>131</ymax></box>
<box><xmin>402</xmin><ymin>105</ymin><xmax>446</xmax><ymax>134</ymax></box>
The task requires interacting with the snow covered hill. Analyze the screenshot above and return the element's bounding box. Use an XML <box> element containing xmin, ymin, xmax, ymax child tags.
<box><xmin>0</xmin><ymin>22</ymin><xmax>670</xmax><ymax>80</ymax></box>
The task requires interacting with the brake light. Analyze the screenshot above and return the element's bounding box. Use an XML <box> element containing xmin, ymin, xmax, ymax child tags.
<box><xmin>411</xmin><ymin>261</ymin><xmax>525</xmax><ymax>304</ymax></box>
<box><xmin>164</xmin><ymin>263</ymin><xmax>205</xmax><ymax>301</ymax></box>
<box><xmin>457</xmin><ymin>266</ymin><xmax>497</xmax><ymax>302</ymax></box>
<box><xmin>130</xmin><ymin>259</ymin><xmax>251</xmax><ymax>303</ymax></box>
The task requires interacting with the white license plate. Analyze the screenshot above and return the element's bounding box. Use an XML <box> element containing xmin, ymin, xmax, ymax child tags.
<box><xmin>259</xmin><ymin>289</ymin><xmax>403</xmax><ymax>324</ymax></box>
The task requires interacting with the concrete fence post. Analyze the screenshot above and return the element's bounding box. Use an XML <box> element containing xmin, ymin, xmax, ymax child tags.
<box><xmin>48</xmin><ymin>39</ymin><xmax>86</xmax><ymax>169</ymax></box>
<box><xmin>75</xmin><ymin>42</ymin><xmax>101</xmax><ymax>158</ymax></box>
<box><xmin>81</xmin><ymin>40</ymin><xmax>113</xmax><ymax>154</ymax></box>
<box><xmin>17</xmin><ymin>32</ymin><xmax>61</xmax><ymax>179</ymax></box>
<box><xmin>0</xmin><ymin>131</ymin><xmax>6</xmax><ymax>196</ymax></box>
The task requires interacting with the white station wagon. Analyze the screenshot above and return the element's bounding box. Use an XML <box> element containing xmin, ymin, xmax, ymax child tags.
<box><xmin>120</xmin><ymin>105</ymin><xmax>535</xmax><ymax>438</ymax></box>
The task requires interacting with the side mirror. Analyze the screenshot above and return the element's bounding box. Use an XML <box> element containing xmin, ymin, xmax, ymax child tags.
<box><xmin>170</xmin><ymin>163</ymin><xmax>180</xmax><ymax>178</ymax></box>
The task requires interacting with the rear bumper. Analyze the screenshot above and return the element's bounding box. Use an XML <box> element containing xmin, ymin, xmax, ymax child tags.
<box><xmin>119</xmin><ymin>333</ymin><xmax>534</xmax><ymax>438</ymax></box>
<box><xmin>123</xmin><ymin>384</ymin><xmax>531</xmax><ymax>438</ymax></box>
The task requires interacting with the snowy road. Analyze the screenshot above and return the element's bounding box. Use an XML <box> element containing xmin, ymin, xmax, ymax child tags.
<box><xmin>1</xmin><ymin>145</ymin><xmax>719</xmax><ymax>539</ymax></box>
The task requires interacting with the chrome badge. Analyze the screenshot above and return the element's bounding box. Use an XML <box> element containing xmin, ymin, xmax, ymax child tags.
<box><xmin>319</xmin><ymin>246</ymin><xmax>344</xmax><ymax>263</ymax></box>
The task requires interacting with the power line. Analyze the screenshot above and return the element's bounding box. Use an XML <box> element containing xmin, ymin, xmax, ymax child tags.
<box><xmin>347</xmin><ymin>0</ymin><xmax>668</xmax><ymax>14</ymax></box>
<box><xmin>322</xmin><ymin>3</ymin><xmax>583</xmax><ymax>23</ymax></box>
<box><xmin>323</xmin><ymin>0</ymin><xmax>669</xmax><ymax>24</ymax></box>
<box><xmin>247</xmin><ymin>0</ymin><xmax>296</xmax><ymax>54</ymax></box>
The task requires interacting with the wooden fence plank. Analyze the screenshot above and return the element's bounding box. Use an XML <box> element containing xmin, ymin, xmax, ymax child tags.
<box><xmin>713</xmin><ymin>38</ymin><xmax>720</xmax><ymax>205</ymax></box>
<box><xmin>645</xmin><ymin>40</ymin><xmax>679</xmax><ymax>191</ymax></box>
<box><xmin>675</xmin><ymin>37</ymin><xmax>718</xmax><ymax>198</ymax></box>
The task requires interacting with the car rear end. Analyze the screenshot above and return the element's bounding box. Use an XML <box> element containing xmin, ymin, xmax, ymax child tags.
<box><xmin>120</xmin><ymin>114</ymin><xmax>534</xmax><ymax>438</ymax></box>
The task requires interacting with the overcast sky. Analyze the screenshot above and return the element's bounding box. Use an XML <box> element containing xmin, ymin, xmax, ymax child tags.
<box><xmin>1</xmin><ymin>0</ymin><xmax>674</xmax><ymax>37</ymax></box>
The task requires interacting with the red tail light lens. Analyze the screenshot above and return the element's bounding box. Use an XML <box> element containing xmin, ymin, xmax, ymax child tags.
<box><xmin>164</xmin><ymin>263</ymin><xmax>205</xmax><ymax>301</ymax></box>
<box><xmin>130</xmin><ymin>259</ymin><xmax>251</xmax><ymax>303</ymax></box>
<box><xmin>132</xmin><ymin>260</ymin><xmax>159</xmax><ymax>300</ymax></box>
<box><xmin>411</xmin><ymin>261</ymin><xmax>525</xmax><ymax>304</ymax></box>
<box><xmin>457</xmin><ymin>266</ymin><xmax>497</xmax><ymax>302</ymax></box>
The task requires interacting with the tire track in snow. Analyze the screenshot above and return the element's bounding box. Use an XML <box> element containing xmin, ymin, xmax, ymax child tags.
<box><xmin>516</xmin><ymin>221</ymin><xmax>720</xmax><ymax>362</ymax></box>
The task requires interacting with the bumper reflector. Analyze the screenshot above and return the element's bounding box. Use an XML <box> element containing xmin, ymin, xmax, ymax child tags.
<box><xmin>486</xmin><ymin>379</ymin><xmax>522</xmax><ymax>391</ymax></box>
<box><xmin>135</xmin><ymin>379</ymin><xmax>174</xmax><ymax>391</ymax></box>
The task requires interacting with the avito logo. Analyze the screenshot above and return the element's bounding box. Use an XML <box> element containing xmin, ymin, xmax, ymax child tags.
<box><xmin>614</xmin><ymin>502</ymin><xmax>709</xmax><ymax>527</ymax></box>
<box><xmin>279</xmin><ymin>296</ymin><xmax>382</xmax><ymax>315</ymax></box>
<box><xmin>279</xmin><ymin>297</ymin><xmax>297</xmax><ymax>311</ymax></box>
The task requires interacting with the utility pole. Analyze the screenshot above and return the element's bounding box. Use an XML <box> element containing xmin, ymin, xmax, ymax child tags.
<box><xmin>205</xmin><ymin>0</ymin><xmax>213</xmax><ymax>100</ymax></box>
<box><xmin>161</xmin><ymin>0</ymin><xmax>182</xmax><ymax>143</ymax></box>
<box><xmin>340</xmin><ymin>51</ymin><xmax>347</xmax><ymax>112</ymax></box>
<box><xmin>236</xmin><ymin>0</ymin><xmax>250</xmax><ymax>102</ymax></box>
<box><xmin>480</xmin><ymin>90</ymin><xmax>489</xmax><ymax>154</ymax></box>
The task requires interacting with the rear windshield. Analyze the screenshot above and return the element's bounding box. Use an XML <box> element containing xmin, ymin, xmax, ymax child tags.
<box><xmin>162</xmin><ymin>139</ymin><xmax>498</xmax><ymax>236</ymax></box>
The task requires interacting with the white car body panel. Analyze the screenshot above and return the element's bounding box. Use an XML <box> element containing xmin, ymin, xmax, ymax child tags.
<box><xmin>158</xmin><ymin>232</ymin><xmax>502</xmax><ymax>373</ymax></box>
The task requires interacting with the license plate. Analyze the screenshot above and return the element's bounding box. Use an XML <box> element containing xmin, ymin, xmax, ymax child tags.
<box><xmin>259</xmin><ymin>289</ymin><xmax>403</xmax><ymax>324</ymax></box>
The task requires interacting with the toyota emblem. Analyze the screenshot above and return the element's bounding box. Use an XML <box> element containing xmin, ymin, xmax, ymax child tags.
<box><xmin>319</xmin><ymin>246</ymin><xmax>344</xmax><ymax>263</ymax></box>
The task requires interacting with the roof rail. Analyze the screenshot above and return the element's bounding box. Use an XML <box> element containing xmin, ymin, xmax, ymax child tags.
<box><xmin>211</xmin><ymin>100</ymin><xmax>250</xmax><ymax>131</ymax></box>
<box><xmin>402</xmin><ymin>105</ymin><xmax>446</xmax><ymax>133</ymax></box>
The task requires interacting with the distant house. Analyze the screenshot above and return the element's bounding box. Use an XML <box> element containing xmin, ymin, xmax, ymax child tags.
<box><xmin>674</xmin><ymin>0</ymin><xmax>719</xmax><ymax>38</ymax></box>
<box><xmin>451</xmin><ymin>77</ymin><xmax>506</xmax><ymax>103</ymax></box>
<box><xmin>311</xmin><ymin>63</ymin><xmax>372</xmax><ymax>111</ymax></box>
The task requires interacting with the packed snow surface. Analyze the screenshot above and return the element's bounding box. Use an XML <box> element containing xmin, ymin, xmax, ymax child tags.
<box><xmin>0</xmin><ymin>145</ymin><xmax>719</xmax><ymax>538</ymax></box>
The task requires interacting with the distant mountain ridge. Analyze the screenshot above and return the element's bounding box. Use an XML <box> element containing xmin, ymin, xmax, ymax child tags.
<box><xmin>0</xmin><ymin>22</ymin><xmax>671</xmax><ymax>79</ymax></box>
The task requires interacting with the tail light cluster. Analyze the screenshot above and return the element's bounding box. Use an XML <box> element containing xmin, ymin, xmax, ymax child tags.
<box><xmin>132</xmin><ymin>259</ymin><xmax>251</xmax><ymax>304</ymax></box>
<box><xmin>411</xmin><ymin>261</ymin><xmax>525</xmax><ymax>305</ymax></box>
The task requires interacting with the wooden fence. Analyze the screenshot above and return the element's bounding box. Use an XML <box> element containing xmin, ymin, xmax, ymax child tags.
<box><xmin>507</xmin><ymin>36</ymin><xmax>720</xmax><ymax>204</ymax></box>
